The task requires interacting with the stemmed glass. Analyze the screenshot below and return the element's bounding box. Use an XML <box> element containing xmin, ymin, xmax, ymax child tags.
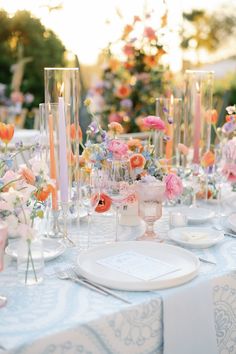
<box><xmin>0</xmin><ymin>221</ymin><xmax>8</xmax><ymax>308</ymax></box>
<box><xmin>104</xmin><ymin>159</ymin><xmax>132</xmax><ymax>242</ymax></box>
<box><xmin>135</xmin><ymin>179</ymin><xmax>165</xmax><ymax>241</ymax></box>
<box><xmin>79</xmin><ymin>168</ymin><xmax>100</xmax><ymax>249</ymax></box>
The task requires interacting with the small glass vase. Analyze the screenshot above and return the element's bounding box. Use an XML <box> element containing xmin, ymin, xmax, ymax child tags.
<box><xmin>17</xmin><ymin>237</ymin><xmax>44</xmax><ymax>286</ymax></box>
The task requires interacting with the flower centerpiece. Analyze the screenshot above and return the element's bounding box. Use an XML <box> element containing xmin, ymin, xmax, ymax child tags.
<box><xmin>82</xmin><ymin>99</ymin><xmax>183</xmax><ymax>222</ymax></box>
<box><xmin>87</xmin><ymin>8</ymin><xmax>173</xmax><ymax>133</ymax></box>
<box><xmin>0</xmin><ymin>122</ymin><xmax>53</xmax><ymax>284</ymax></box>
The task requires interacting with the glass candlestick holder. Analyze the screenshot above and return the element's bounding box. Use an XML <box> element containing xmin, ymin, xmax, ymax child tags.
<box><xmin>155</xmin><ymin>96</ymin><xmax>183</xmax><ymax>169</ymax></box>
<box><xmin>184</xmin><ymin>70</ymin><xmax>214</xmax><ymax>167</ymax></box>
<box><xmin>42</xmin><ymin>68</ymin><xmax>80</xmax><ymax>246</ymax></box>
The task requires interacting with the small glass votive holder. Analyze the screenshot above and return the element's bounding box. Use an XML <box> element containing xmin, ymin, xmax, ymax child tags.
<box><xmin>169</xmin><ymin>211</ymin><xmax>188</xmax><ymax>228</ymax></box>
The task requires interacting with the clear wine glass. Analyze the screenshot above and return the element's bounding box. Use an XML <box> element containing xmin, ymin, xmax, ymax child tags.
<box><xmin>0</xmin><ymin>221</ymin><xmax>8</xmax><ymax>308</ymax></box>
<box><xmin>135</xmin><ymin>179</ymin><xmax>165</xmax><ymax>241</ymax></box>
<box><xmin>104</xmin><ymin>159</ymin><xmax>132</xmax><ymax>242</ymax></box>
<box><xmin>79</xmin><ymin>168</ymin><xmax>100</xmax><ymax>248</ymax></box>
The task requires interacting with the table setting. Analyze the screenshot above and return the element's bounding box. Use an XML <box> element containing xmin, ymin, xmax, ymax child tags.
<box><xmin>0</xmin><ymin>67</ymin><xmax>236</xmax><ymax>354</ymax></box>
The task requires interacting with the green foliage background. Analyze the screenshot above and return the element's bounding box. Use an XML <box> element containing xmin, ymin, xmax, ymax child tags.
<box><xmin>0</xmin><ymin>10</ymin><xmax>66</xmax><ymax>106</ymax></box>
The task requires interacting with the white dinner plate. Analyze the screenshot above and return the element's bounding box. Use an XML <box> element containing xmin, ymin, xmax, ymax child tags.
<box><xmin>176</xmin><ymin>207</ymin><xmax>215</xmax><ymax>224</ymax></box>
<box><xmin>226</xmin><ymin>213</ymin><xmax>236</xmax><ymax>233</ymax></box>
<box><xmin>168</xmin><ymin>227</ymin><xmax>224</xmax><ymax>249</ymax></box>
<box><xmin>5</xmin><ymin>238</ymin><xmax>66</xmax><ymax>261</ymax></box>
<box><xmin>76</xmin><ymin>241</ymin><xmax>199</xmax><ymax>291</ymax></box>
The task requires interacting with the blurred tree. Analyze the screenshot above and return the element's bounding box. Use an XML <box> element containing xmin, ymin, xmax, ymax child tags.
<box><xmin>0</xmin><ymin>10</ymin><xmax>66</xmax><ymax>105</ymax></box>
<box><xmin>181</xmin><ymin>8</ymin><xmax>236</xmax><ymax>65</ymax></box>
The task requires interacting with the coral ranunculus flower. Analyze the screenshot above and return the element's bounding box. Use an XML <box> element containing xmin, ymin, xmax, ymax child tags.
<box><xmin>143</xmin><ymin>55</ymin><xmax>158</xmax><ymax>68</ymax></box>
<box><xmin>127</xmin><ymin>139</ymin><xmax>143</xmax><ymax>152</ymax></box>
<box><xmin>226</xmin><ymin>114</ymin><xmax>236</xmax><ymax>122</ymax></box>
<box><xmin>143</xmin><ymin>26</ymin><xmax>156</xmax><ymax>40</ymax></box>
<box><xmin>115</xmin><ymin>84</ymin><xmax>131</xmax><ymax>99</ymax></box>
<box><xmin>129</xmin><ymin>153</ymin><xmax>146</xmax><ymax>169</ymax></box>
<box><xmin>201</xmin><ymin>151</ymin><xmax>215</xmax><ymax>168</ymax></box>
<box><xmin>95</xmin><ymin>193</ymin><xmax>112</xmax><ymax>213</ymax></box>
<box><xmin>123</xmin><ymin>44</ymin><xmax>134</xmax><ymax>57</ymax></box>
<box><xmin>35</xmin><ymin>185</ymin><xmax>52</xmax><ymax>202</ymax></box>
<box><xmin>108</xmin><ymin>122</ymin><xmax>124</xmax><ymax>135</ymax></box>
<box><xmin>0</xmin><ymin>123</ymin><xmax>14</xmax><ymax>144</ymax></box>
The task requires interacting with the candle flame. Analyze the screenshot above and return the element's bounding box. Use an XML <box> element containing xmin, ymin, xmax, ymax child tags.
<box><xmin>59</xmin><ymin>83</ymin><xmax>64</xmax><ymax>97</ymax></box>
<box><xmin>196</xmin><ymin>82</ymin><xmax>200</xmax><ymax>93</ymax></box>
<box><xmin>170</xmin><ymin>94</ymin><xmax>174</xmax><ymax>105</ymax></box>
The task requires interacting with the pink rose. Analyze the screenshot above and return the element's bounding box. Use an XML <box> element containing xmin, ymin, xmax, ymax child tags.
<box><xmin>222</xmin><ymin>163</ymin><xmax>236</xmax><ymax>183</ymax></box>
<box><xmin>108</xmin><ymin>139</ymin><xmax>128</xmax><ymax>159</ymax></box>
<box><xmin>164</xmin><ymin>173</ymin><xmax>183</xmax><ymax>200</ymax></box>
<box><xmin>142</xmin><ymin>116</ymin><xmax>165</xmax><ymax>131</ymax></box>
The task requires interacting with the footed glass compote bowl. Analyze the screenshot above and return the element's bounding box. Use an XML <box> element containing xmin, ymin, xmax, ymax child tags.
<box><xmin>135</xmin><ymin>176</ymin><xmax>165</xmax><ymax>241</ymax></box>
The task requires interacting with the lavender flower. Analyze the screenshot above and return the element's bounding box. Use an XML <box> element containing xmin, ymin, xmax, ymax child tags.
<box><xmin>222</xmin><ymin>121</ymin><xmax>236</xmax><ymax>134</ymax></box>
<box><xmin>120</xmin><ymin>99</ymin><xmax>133</xmax><ymax>110</ymax></box>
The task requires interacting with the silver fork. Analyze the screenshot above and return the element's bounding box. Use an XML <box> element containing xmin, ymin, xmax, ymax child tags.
<box><xmin>56</xmin><ymin>268</ymin><xmax>108</xmax><ymax>296</ymax></box>
<box><xmin>71</xmin><ymin>267</ymin><xmax>132</xmax><ymax>304</ymax></box>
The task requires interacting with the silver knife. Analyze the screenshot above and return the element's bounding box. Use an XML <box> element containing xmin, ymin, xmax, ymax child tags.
<box><xmin>72</xmin><ymin>268</ymin><xmax>132</xmax><ymax>304</ymax></box>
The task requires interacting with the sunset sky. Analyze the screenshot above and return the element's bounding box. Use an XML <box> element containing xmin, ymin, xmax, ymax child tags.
<box><xmin>0</xmin><ymin>0</ymin><xmax>229</xmax><ymax>71</ymax></box>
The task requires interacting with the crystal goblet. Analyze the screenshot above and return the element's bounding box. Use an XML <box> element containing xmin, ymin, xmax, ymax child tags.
<box><xmin>135</xmin><ymin>178</ymin><xmax>165</xmax><ymax>241</ymax></box>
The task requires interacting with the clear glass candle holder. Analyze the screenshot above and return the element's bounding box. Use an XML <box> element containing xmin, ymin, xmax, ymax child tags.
<box><xmin>43</xmin><ymin>68</ymin><xmax>80</xmax><ymax>246</ymax></box>
<box><xmin>184</xmin><ymin>70</ymin><xmax>214</xmax><ymax>167</ymax></box>
<box><xmin>155</xmin><ymin>97</ymin><xmax>183</xmax><ymax>169</ymax></box>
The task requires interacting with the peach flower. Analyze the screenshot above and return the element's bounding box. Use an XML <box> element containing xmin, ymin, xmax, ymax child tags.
<box><xmin>19</xmin><ymin>167</ymin><xmax>36</xmax><ymax>185</ymax></box>
<box><xmin>115</xmin><ymin>85</ymin><xmax>131</xmax><ymax>99</ymax></box>
<box><xmin>201</xmin><ymin>151</ymin><xmax>215</xmax><ymax>168</ymax></box>
<box><xmin>177</xmin><ymin>143</ymin><xmax>189</xmax><ymax>156</ymax></box>
<box><xmin>127</xmin><ymin>139</ymin><xmax>143</xmax><ymax>152</ymax></box>
<box><xmin>108</xmin><ymin>122</ymin><xmax>124</xmax><ymax>135</ymax></box>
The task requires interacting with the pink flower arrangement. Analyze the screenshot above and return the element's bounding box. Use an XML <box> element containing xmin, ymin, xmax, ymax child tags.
<box><xmin>222</xmin><ymin>138</ymin><xmax>236</xmax><ymax>162</ymax></box>
<box><xmin>142</xmin><ymin>115</ymin><xmax>166</xmax><ymax>131</ymax></box>
<box><xmin>164</xmin><ymin>173</ymin><xmax>183</xmax><ymax>200</ymax></box>
<box><xmin>107</xmin><ymin>139</ymin><xmax>128</xmax><ymax>159</ymax></box>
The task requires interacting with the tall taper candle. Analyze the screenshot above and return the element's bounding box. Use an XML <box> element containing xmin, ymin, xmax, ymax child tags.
<box><xmin>48</xmin><ymin>113</ymin><xmax>58</xmax><ymax>210</ymax></box>
<box><xmin>58</xmin><ymin>96</ymin><xmax>68</xmax><ymax>203</ymax></box>
<box><xmin>193</xmin><ymin>83</ymin><xmax>201</xmax><ymax>164</ymax></box>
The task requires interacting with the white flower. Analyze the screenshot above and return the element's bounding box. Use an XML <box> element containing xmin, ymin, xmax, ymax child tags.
<box><xmin>0</xmin><ymin>187</ymin><xmax>24</xmax><ymax>211</ymax></box>
<box><xmin>226</xmin><ymin>105</ymin><xmax>236</xmax><ymax>115</ymax></box>
<box><xmin>29</xmin><ymin>156</ymin><xmax>49</xmax><ymax>179</ymax></box>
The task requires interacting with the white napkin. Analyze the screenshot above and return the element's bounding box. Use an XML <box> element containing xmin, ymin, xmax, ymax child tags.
<box><xmin>163</xmin><ymin>278</ymin><xmax>218</xmax><ymax>354</ymax></box>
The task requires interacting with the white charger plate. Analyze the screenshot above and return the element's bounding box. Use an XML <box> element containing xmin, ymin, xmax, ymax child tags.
<box><xmin>176</xmin><ymin>207</ymin><xmax>215</xmax><ymax>224</ymax></box>
<box><xmin>226</xmin><ymin>213</ymin><xmax>236</xmax><ymax>233</ymax></box>
<box><xmin>168</xmin><ymin>227</ymin><xmax>224</xmax><ymax>249</ymax></box>
<box><xmin>5</xmin><ymin>239</ymin><xmax>66</xmax><ymax>261</ymax></box>
<box><xmin>76</xmin><ymin>241</ymin><xmax>199</xmax><ymax>291</ymax></box>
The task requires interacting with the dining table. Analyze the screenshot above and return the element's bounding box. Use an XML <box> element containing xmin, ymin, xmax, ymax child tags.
<box><xmin>1</xmin><ymin>186</ymin><xmax>236</xmax><ymax>354</ymax></box>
